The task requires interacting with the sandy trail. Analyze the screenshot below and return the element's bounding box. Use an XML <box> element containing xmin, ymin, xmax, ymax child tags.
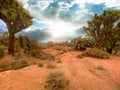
<box><xmin>0</xmin><ymin>49</ymin><xmax>120</xmax><ymax>90</ymax></box>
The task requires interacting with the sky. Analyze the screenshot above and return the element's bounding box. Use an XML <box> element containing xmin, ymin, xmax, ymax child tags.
<box><xmin>0</xmin><ymin>0</ymin><xmax>120</xmax><ymax>42</ymax></box>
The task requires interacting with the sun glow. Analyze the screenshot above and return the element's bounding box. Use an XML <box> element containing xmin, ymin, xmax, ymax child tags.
<box><xmin>47</xmin><ymin>19</ymin><xmax>80</xmax><ymax>39</ymax></box>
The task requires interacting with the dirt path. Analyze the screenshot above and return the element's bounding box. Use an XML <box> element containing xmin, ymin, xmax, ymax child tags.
<box><xmin>0</xmin><ymin>49</ymin><xmax>120</xmax><ymax>90</ymax></box>
<box><xmin>57</xmin><ymin>51</ymin><xmax>120</xmax><ymax>90</ymax></box>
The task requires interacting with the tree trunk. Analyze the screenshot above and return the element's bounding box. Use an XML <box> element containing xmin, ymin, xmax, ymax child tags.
<box><xmin>96</xmin><ymin>40</ymin><xmax>102</xmax><ymax>49</ymax></box>
<box><xmin>8</xmin><ymin>33</ymin><xmax>15</xmax><ymax>56</ymax></box>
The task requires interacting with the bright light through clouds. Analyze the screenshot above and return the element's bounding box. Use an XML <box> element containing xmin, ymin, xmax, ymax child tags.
<box><xmin>47</xmin><ymin>19</ymin><xmax>80</xmax><ymax>38</ymax></box>
<box><xmin>0</xmin><ymin>0</ymin><xmax>119</xmax><ymax>42</ymax></box>
<box><xmin>6</xmin><ymin>0</ymin><xmax>120</xmax><ymax>42</ymax></box>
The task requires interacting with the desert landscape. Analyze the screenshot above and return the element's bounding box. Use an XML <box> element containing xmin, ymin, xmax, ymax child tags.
<box><xmin>0</xmin><ymin>47</ymin><xmax>120</xmax><ymax>90</ymax></box>
<box><xmin>0</xmin><ymin>0</ymin><xmax>120</xmax><ymax>90</ymax></box>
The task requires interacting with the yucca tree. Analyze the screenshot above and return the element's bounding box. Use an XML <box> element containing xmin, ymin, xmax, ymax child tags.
<box><xmin>103</xmin><ymin>22</ymin><xmax>120</xmax><ymax>53</ymax></box>
<box><xmin>0</xmin><ymin>0</ymin><xmax>32</xmax><ymax>55</ymax></box>
<box><xmin>83</xmin><ymin>10</ymin><xmax>120</xmax><ymax>53</ymax></box>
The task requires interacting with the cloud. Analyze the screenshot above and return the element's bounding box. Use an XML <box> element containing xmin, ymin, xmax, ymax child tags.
<box><xmin>19</xmin><ymin>28</ymin><xmax>52</xmax><ymax>42</ymax></box>
<box><xmin>21</xmin><ymin>18</ymin><xmax>84</xmax><ymax>42</ymax></box>
<box><xmin>24</xmin><ymin>19</ymin><xmax>48</xmax><ymax>32</ymax></box>
<box><xmin>19</xmin><ymin>0</ymin><xmax>120</xmax><ymax>19</ymax></box>
<box><xmin>74</xmin><ymin>0</ymin><xmax>120</xmax><ymax>9</ymax></box>
<box><xmin>17</xmin><ymin>0</ymin><xmax>120</xmax><ymax>42</ymax></box>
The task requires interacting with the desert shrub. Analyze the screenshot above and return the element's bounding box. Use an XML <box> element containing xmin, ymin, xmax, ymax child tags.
<box><xmin>30</xmin><ymin>40</ymin><xmax>47</xmax><ymax>50</ymax></box>
<box><xmin>15</xmin><ymin>35</ymin><xmax>28</xmax><ymax>52</ymax></box>
<box><xmin>0</xmin><ymin>45</ymin><xmax>6</xmax><ymax>58</ymax></box>
<box><xmin>77</xmin><ymin>54</ymin><xmax>83</xmax><ymax>58</ymax></box>
<box><xmin>96</xmin><ymin>66</ymin><xmax>106</xmax><ymax>71</ymax></box>
<box><xmin>116</xmin><ymin>50</ymin><xmax>120</xmax><ymax>56</ymax></box>
<box><xmin>57</xmin><ymin>51</ymin><xmax>65</xmax><ymax>55</ymax></box>
<box><xmin>0</xmin><ymin>32</ymin><xmax>9</xmax><ymax>46</ymax></box>
<box><xmin>31</xmin><ymin>61</ymin><xmax>37</xmax><ymax>65</ymax></box>
<box><xmin>11</xmin><ymin>60</ymin><xmax>29</xmax><ymax>70</ymax></box>
<box><xmin>54</xmin><ymin>46</ymin><xmax>62</xmax><ymax>51</ymax></box>
<box><xmin>28</xmin><ymin>49</ymin><xmax>41</xmax><ymax>58</ymax></box>
<box><xmin>57</xmin><ymin>41</ymin><xmax>71</xmax><ymax>47</ymax></box>
<box><xmin>82</xmin><ymin>48</ymin><xmax>109</xmax><ymax>59</ymax></box>
<box><xmin>54</xmin><ymin>46</ymin><xmax>72</xmax><ymax>55</ymax></box>
<box><xmin>40</xmin><ymin>52</ymin><xmax>55</xmax><ymax>61</ymax></box>
<box><xmin>0</xmin><ymin>59</ymin><xmax>29</xmax><ymax>72</ymax></box>
<box><xmin>45</xmin><ymin>71</ymin><xmax>69</xmax><ymax>90</ymax></box>
<box><xmin>71</xmin><ymin>37</ymin><xmax>93</xmax><ymax>51</ymax></box>
<box><xmin>47</xmin><ymin>63</ymin><xmax>57</xmax><ymax>69</ymax></box>
<box><xmin>37</xmin><ymin>63</ymin><xmax>44</xmax><ymax>67</ymax></box>
<box><xmin>56</xmin><ymin>58</ymin><xmax>61</xmax><ymax>63</ymax></box>
<box><xmin>28</xmin><ymin>49</ymin><xmax>55</xmax><ymax>61</ymax></box>
<box><xmin>0</xmin><ymin>60</ymin><xmax>13</xmax><ymax>72</ymax></box>
<box><xmin>15</xmin><ymin>37</ymin><xmax>47</xmax><ymax>53</ymax></box>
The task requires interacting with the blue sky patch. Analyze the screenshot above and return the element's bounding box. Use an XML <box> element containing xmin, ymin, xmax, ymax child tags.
<box><xmin>85</xmin><ymin>3</ymin><xmax>106</xmax><ymax>14</ymax></box>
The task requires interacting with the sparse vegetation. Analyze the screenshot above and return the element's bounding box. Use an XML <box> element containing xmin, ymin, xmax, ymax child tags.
<box><xmin>96</xmin><ymin>66</ymin><xmax>106</xmax><ymax>71</ymax></box>
<box><xmin>0</xmin><ymin>60</ymin><xmax>12</xmax><ymax>72</ymax></box>
<box><xmin>77</xmin><ymin>54</ymin><xmax>84</xmax><ymax>58</ymax></box>
<box><xmin>0</xmin><ymin>59</ymin><xmax>29</xmax><ymax>72</ymax></box>
<box><xmin>46</xmin><ymin>63</ymin><xmax>57</xmax><ymax>69</ymax></box>
<box><xmin>11</xmin><ymin>60</ymin><xmax>29</xmax><ymax>70</ymax></box>
<box><xmin>28</xmin><ymin>50</ymin><xmax>55</xmax><ymax>61</ymax></box>
<box><xmin>45</xmin><ymin>71</ymin><xmax>69</xmax><ymax>90</ymax></box>
<box><xmin>54</xmin><ymin>45</ymin><xmax>72</xmax><ymax>54</ymax></box>
<box><xmin>56</xmin><ymin>58</ymin><xmax>61</xmax><ymax>63</ymax></box>
<box><xmin>82</xmin><ymin>48</ymin><xmax>109</xmax><ymax>59</ymax></box>
<box><xmin>0</xmin><ymin>45</ymin><xmax>6</xmax><ymax>58</ymax></box>
<box><xmin>50</xmin><ymin>41</ymin><xmax>72</xmax><ymax>53</ymax></box>
<box><xmin>37</xmin><ymin>63</ymin><xmax>44</xmax><ymax>67</ymax></box>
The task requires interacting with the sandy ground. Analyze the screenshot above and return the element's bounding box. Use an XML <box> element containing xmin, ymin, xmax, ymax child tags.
<box><xmin>0</xmin><ymin>49</ymin><xmax>120</xmax><ymax>90</ymax></box>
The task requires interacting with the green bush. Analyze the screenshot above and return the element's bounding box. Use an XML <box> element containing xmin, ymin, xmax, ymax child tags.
<box><xmin>15</xmin><ymin>36</ymin><xmax>47</xmax><ymax>53</ymax></box>
<box><xmin>29</xmin><ymin>40</ymin><xmax>47</xmax><ymax>50</ymax></box>
<box><xmin>82</xmin><ymin>48</ymin><xmax>109</xmax><ymax>59</ymax></box>
<box><xmin>0</xmin><ymin>45</ymin><xmax>6</xmax><ymax>58</ymax></box>
<box><xmin>45</xmin><ymin>71</ymin><xmax>69</xmax><ymax>90</ymax></box>
<box><xmin>71</xmin><ymin>37</ymin><xmax>93</xmax><ymax>51</ymax></box>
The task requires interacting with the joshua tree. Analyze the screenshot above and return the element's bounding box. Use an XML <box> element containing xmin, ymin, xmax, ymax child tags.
<box><xmin>0</xmin><ymin>0</ymin><xmax>32</xmax><ymax>55</ymax></box>
<box><xmin>83</xmin><ymin>10</ymin><xmax>120</xmax><ymax>53</ymax></box>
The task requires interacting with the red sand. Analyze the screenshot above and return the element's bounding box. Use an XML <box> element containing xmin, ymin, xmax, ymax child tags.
<box><xmin>0</xmin><ymin>49</ymin><xmax>120</xmax><ymax>90</ymax></box>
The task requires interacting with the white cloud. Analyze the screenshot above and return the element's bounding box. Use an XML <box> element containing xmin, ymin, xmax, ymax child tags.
<box><xmin>24</xmin><ymin>18</ymin><xmax>84</xmax><ymax>42</ymax></box>
<box><xmin>42</xmin><ymin>19</ymin><xmax>84</xmax><ymax>42</ymax></box>
<box><xmin>18</xmin><ymin>0</ymin><xmax>120</xmax><ymax>42</ymax></box>
<box><xmin>37</xmin><ymin>0</ymin><xmax>54</xmax><ymax>11</ymax></box>
<box><xmin>74</xmin><ymin>0</ymin><xmax>120</xmax><ymax>9</ymax></box>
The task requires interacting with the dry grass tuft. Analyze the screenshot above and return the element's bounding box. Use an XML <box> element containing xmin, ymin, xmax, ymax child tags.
<box><xmin>45</xmin><ymin>71</ymin><xmax>69</xmax><ymax>90</ymax></box>
<box><xmin>82</xmin><ymin>48</ymin><xmax>109</xmax><ymax>59</ymax></box>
